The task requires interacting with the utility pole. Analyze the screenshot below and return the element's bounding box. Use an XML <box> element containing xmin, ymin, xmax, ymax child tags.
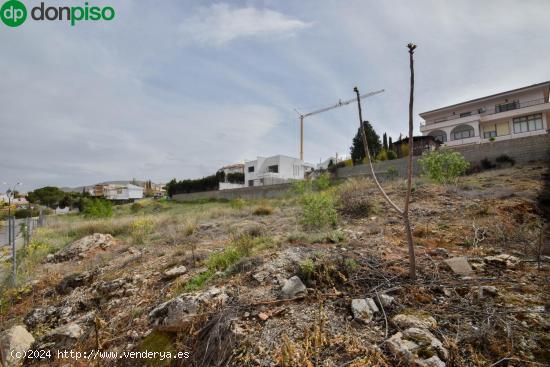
<box><xmin>295</xmin><ymin>89</ymin><xmax>384</xmax><ymax>161</ymax></box>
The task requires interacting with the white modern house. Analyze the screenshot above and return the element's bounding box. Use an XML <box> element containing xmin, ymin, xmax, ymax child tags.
<box><xmin>244</xmin><ymin>155</ymin><xmax>314</xmax><ymax>187</ymax></box>
<box><xmin>219</xmin><ymin>163</ymin><xmax>245</xmax><ymax>190</ymax></box>
<box><xmin>419</xmin><ymin>81</ymin><xmax>550</xmax><ymax>146</ymax></box>
<box><xmin>103</xmin><ymin>184</ymin><xmax>144</xmax><ymax>201</ymax></box>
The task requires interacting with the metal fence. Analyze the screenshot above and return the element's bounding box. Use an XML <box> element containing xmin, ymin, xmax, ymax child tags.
<box><xmin>3</xmin><ymin>209</ymin><xmax>45</xmax><ymax>285</ymax></box>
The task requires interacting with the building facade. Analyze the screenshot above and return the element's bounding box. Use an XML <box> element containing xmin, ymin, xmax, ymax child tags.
<box><xmin>420</xmin><ymin>81</ymin><xmax>550</xmax><ymax>146</ymax></box>
<box><xmin>103</xmin><ymin>184</ymin><xmax>144</xmax><ymax>201</ymax></box>
<box><xmin>244</xmin><ymin>155</ymin><xmax>314</xmax><ymax>187</ymax></box>
<box><xmin>219</xmin><ymin>163</ymin><xmax>245</xmax><ymax>190</ymax></box>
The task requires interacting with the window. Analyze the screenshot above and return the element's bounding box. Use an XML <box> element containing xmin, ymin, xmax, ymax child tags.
<box><xmin>483</xmin><ymin>131</ymin><xmax>496</xmax><ymax>139</ymax></box>
<box><xmin>495</xmin><ymin>101</ymin><xmax>518</xmax><ymax>113</ymax></box>
<box><xmin>267</xmin><ymin>165</ymin><xmax>278</xmax><ymax>173</ymax></box>
<box><xmin>429</xmin><ymin>130</ymin><xmax>447</xmax><ymax>143</ymax></box>
<box><xmin>248</xmin><ymin>180</ymin><xmax>254</xmax><ymax>187</ymax></box>
<box><xmin>248</xmin><ymin>166</ymin><xmax>254</xmax><ymax>173</ymax></box>
<box><xmin>513</xmin><ymin>113</ymin><xmax>543</xmax><ymax>133</ymax></box>
<box><xmin>459</xmin><ymin>112</ymin><xmax>472</xmax><ymax>118</ymax></box>
<box><xmin>451</xmin><ymin>125</ymin><xmax>475</xmax><ymax>140</ymax></box>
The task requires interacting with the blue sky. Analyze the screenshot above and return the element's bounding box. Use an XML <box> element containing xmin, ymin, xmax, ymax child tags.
<box><xmin>1</xmin><ymin>0</ymin><xmax>549</xmax><ymax>191</ymax></box>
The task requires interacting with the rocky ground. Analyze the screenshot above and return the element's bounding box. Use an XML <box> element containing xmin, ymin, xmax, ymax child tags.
<box><xmin>1</xmin><ymin>164</ymin><xmax>549</xmax><ymax>367</ymax></box>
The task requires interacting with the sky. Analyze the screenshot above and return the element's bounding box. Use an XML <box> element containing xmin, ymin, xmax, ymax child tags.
<box><xmin>1</xmin><ymin>0</ymin><xmax>549</xmax><ymax>191</ymax></box>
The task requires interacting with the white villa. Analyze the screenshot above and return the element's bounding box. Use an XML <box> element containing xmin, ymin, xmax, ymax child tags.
<box><xmin>219</xmin><ymin>162</ymin><xmax>245</xmax><ymax>190</ymax></box>
<box><xmin>103</xmin><ymin>184</ymin><xmax>144</xmax><ymax>201</ymax></box>
<box><xmin>420</xmin><ymin>81</ymin><xmax>550</xmax><ymax>146</ymax></box>
<box><xmin>244</xmin><ymin>155</ymin><xmax>314</xmax><ymax>187</ymax></box>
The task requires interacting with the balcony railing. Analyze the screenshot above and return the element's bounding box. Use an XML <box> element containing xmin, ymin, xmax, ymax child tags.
<box><xmin>423</xmin><ymin>98</ymin><xmax>547</xmax><ymax>126</ymax></box>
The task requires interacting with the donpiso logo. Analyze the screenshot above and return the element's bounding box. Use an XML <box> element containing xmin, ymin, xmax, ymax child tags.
<box><xmin>1</xmin><ymin>0</ymin><xmax>115</xmax><ymax>27</ymax></box>
<box><xmin>0</xmin><ymin>0</ymin><xmax>26</xmax><ymax>27</ymax></box>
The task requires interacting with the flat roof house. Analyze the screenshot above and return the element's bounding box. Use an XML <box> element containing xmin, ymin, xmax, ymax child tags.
<box><xmin>419</xmin><ymin>81</ymin><xmax>550</xmax><ymax>146</ymax></box>
<box><xmin>244</xmin><ymin>155</ymin><xmax>314</xmax><ymax>187</ymax></box>
<box><xmin>103</xmin><ymin>184</ymin><xmax>144</xmax><ymax>201</ymax></box>
<box><xmin>219</xmin><ymin>163</ymin><xmax>245</xmax><ymax>190</ymax></box>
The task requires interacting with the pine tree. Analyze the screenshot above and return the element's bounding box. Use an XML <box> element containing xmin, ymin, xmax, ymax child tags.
<box><xmin>350</xmin><ymin>120</ymin><xmax>382</xmax><ymax>164</ymax></box>
<box><xmin>383</xmin><ymin>133</ymin><xmax>388</xmax><ymax>150</ymax></box>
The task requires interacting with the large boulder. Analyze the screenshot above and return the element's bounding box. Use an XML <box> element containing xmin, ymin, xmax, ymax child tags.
<box><xmin>0</xmin><ymin>325</ymin><xmax>35</xmax><ymax>367</ymax></box>
<box><xmin>49</xmin><ymin>233</ymin><xmax>115</xmax><ymax>262</ymax></box>
<box><xmin>484</xmin><ymin>254</ymin><xmax>520</xmax><ymax>269</ymax></box>
<box><xmin>163</xmin><ymin>265</ymin><xmax>188</xmax><ymax>279</ymax></box>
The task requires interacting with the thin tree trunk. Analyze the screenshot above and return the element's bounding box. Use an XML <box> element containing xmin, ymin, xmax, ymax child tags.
<box><xmin>352</xmin><ymin>43</ymin><xmax>418</xmax><ymax>281</ymax></box>
<box><xmin>404</xmin><ymin>43</ymin><xmax>417</xmax><ymax>281</ymax></box>
<box><xmin>353</xmin><ymin>87</ymin><xmax>403</xmax><ymax>215</ymax></box>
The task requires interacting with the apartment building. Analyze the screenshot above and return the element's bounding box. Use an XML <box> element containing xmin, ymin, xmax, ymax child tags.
<box><xmin>420</xmin><ymin>81</ymin><xmax>550</xmax><ymax>146</ymax></box>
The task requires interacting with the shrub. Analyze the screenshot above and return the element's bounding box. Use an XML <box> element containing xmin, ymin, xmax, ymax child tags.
<box><xmin>252</xmin><ymin>205</ymin><xmax>273</xmax><ymax>216</ymax></box>
<box><xmin>130</xmin><ymin>202</ymin><xmax>143</xmax><ymax>213</ymax></box>
<box><xmin>480</xmin><ymin>158</ymin><xmax>495</xmax><ymax>170</ymax></box>
<box><xmin>14</xmin><ymin>208</ymin><xmax>40</xmax><ymax>219</ymax></box>
<box><xmin>293</xmin><ymin>179</ymin><xmax>312</xmax><ymax>195</ymax></box>
<box><xmin>300</xmin><ymin>192</ymin><xmax>338</xmax><ymax>229</ymax></box>
<box><xmin>419</xmin><ymin>148</ymin><xmax>470</xmax><ymax>184</ymax></box>
<box><xmin>81</xmin><ymin>198</ymin><xmax>113</xmax><ymax>218</ymax></box>
<box><xmin>376</xmin><ymin>149</ymin><xmax>388</xmax><ymax>161</ymax></box>
<box><xmin>337</xmin><ymin>178</ymin><xmax>376</xmax><ymax>217</ymax></box>
<box><xmin>313</xmin><ymin>172</ymin><xmax>331</xmax><ymax>191</ymax></box>
<box><xmin>495</xmin><ymin>154</ymin><xmax>515</xmax><ymax>166</ymax></box>
<box><xmin>230</xmin><ymin>198</ymin><xmax>246</xmax><ymax>210</ymax></box>
<box><xmin>131</xmin><ymin>217</ymin><xmax>155</xmax><ymax>244</ymax></box>
<box><xmin>386</xmin><ymin>150</ymin><xmax>398</xmax><ymax>160</ymax></box>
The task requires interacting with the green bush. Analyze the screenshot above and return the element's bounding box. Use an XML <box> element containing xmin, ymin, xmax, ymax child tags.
<box><xmin>292</xmin><ymin>179</ymin><xmax>312</xmax><ymax>195</ymax></box>
<box><xmin>81</xmin><ymin>198</ymin><xmax>113</xmax><ymax>218</ymax></box>
<box><xmin>300</xmin><ymin>192</ymin><xmax>338</xmax><ymax>229</ymax></box>
<box><xmin>386</xmin><ymin>150</ymin><xmax>398</xmax><ymax>160</ymax></box>
<box><xmin>130</xmin><ymin>202</ymin><xmax>144</xmax><ymax>213</ymax></box>
<box><xmin>14</xmin><ymin>208</ymin><xmax>40</xmax><ymax>219</ymax></box>
<box><xmin>313</xmin><ymin>172</ymin><xmax>331</xmax><ymax>191</ymax></box>
<box><xmin>419</xmin><ymin>148</ymin><xmax>470</xmax><ymax>184</ymax></box>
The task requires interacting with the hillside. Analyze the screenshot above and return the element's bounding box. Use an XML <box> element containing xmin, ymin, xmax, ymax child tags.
<box><xmin>1</xmin><ymin>164</ymin><xmax>549</xmax><ymax>367</ymax></box>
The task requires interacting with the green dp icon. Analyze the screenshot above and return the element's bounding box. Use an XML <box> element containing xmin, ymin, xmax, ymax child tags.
<box><xmin>1</xmin><ymin>0</ymin><xmax>27</xmax><ymax>27</ymax></box>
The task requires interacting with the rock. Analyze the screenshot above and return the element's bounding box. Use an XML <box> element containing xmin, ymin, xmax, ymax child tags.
<box><xmin>387</xmin><ymin>327</ymin><xmax>448</xmax><ymax>366</ymax></box>
<box><xmin>148</xmin><ymin>287</ymin><xmax>228</xmax><ymax>329</ymax></box>
<box><xmin>56</xmin><ymin>271</ymin><xmax>95</xmax><ymax>295</ymax></box>
<box><xmin>0</xmin><ymin>325</ymin><xmax>35</xmax><ymax>367</ymax></box>
<box><xmin>281</xmin><ymin>276</ymin><xmax>307</xmax><ymax>299</ymax></box>
<box><xmin>163</xmin><ymin>265</ymin><xmax>187</xmax><ymax>279</ymax></box>
<box><xmin>45</xmin><ymin>254</ymin><xmax>55</xmax><ymax>262</ymax></box>
<box><xmin>258</xmin><ymin>312</ymin><xmax>269</xmax><ymax>321</ymax></box>
<box><xmin>479</xmin><ymin>286</ymin><xmax>498</xmax><ymax>298</ymax></box>
<box><xmin>93</xmin><ymin>276</ymin><xmax>135</xmax><ymax>299</ymax></box>
<box><xmin>252</xmin><ymin>271</ymin><xmax>269</xmax><ymax>283</ymax></box>
<box><xmin>484</xmin><ymin>254</ymin><xmax>520</xmax><ymax>269</ymax></box>
<box><xmin>42</xmin><ymin>323</ymin><xmax>83</xmax><ymax>348</ymax></box>
<box><xmin>444</xmin><ymin>257</ymin><xmax>473</xmax><ymax>276</ymax></box>
<box><xmin>393</xmin><ymin>313</ymin><xmax>437</xmax><ymax>330</ymax></box>
<box><xmin>24</xmin><ymin>307</ymin><xmax>58</xmax><ymax>329</ymax></box>
<box><xmin>51</xmin><ymin>233</ymin><xmax>115</xmax><ymax>262</ymax></box>
<box><xmin>418</xmin><ymin>355</ymin><xmax>446</xmax><ymax>367</ymax></box>
<box><xmin>148</xmin><ymin>297</ymin><xmax>198</xmax><ymax>328</ymax></box>
<box><xmin>429</xmin><ymin>248</ymin><xmax>449</xmax><ymax>258</ymax></box>
<box><xmin>378</xmin><ymin>294</ymin><xmax>395</xmax><ymax>308</ymax></box>
<box><xmin>127</xmin><ymin>246</ymin><xmax>140</xmax><ymax>255</ymax></box>
<box><xmin>351</xmin><ymin>298</ymin><xmax>379</xmax><ymax>323</ymax></box>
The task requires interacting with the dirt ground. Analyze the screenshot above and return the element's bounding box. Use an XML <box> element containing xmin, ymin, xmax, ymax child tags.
<box><xmin>1</xmin><ymin>163</ymin><xmax>549</xmax><ymax>367</ymax></box>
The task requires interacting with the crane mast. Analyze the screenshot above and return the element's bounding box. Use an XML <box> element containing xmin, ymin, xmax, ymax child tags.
<box><xmin>296</xmin><ymin>89</ymin><xmax>384</xmax><ymax>160</ymax></box>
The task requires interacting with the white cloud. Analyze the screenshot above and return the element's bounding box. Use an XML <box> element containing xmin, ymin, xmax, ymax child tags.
<box><xmin>179</xmin><ymin>3</ymin><xmax>311</xmax><ymax>45</ymax></box>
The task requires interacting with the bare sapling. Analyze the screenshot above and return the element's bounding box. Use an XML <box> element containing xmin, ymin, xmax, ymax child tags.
<box><xmin>353</xmin><ymin>43</ymin><xmax>417</xmax><ymax>280</ymax></box>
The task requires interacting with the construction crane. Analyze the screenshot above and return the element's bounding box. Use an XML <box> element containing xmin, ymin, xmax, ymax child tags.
<box><xmin>295</xmin><ymin>89</ymin><xmax>385</xmax><ymax>161</ymax></box>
